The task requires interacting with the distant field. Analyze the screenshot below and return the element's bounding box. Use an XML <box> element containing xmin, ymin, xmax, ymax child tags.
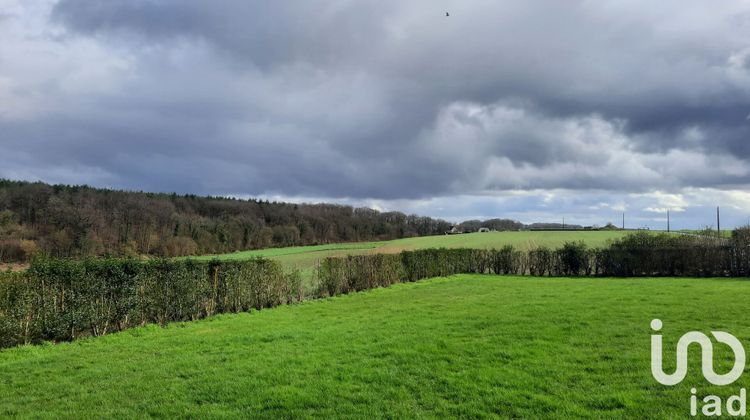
<box><xmin>675</xmin><ymin>229</ymin><xmax>734</xmax><ymax>238</ymax></box>
<box><xmin>195</xmin><ymin>231</ymin><xmax>630</xmax><ymax>278</ymax></box>
<box><xmin>2</xmin><ymin>274</ymin><xmax>747</xmax><ymax>417</ymax></box>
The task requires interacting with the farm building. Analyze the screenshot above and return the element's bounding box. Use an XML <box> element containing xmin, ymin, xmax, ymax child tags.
<box><xmin>446</xmin><ymin>226</ymin><xmax>463</xmax><ymax>235</ymax></box>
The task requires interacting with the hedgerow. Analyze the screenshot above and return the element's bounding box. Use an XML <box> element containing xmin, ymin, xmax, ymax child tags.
<box><xmin>0</xmin><ymin>257</ymin><xmax>300</xmax><ymax>348</ymax></box>
<box><xmin>1</xmin><ymin>231</ymin><xmax>748</xmax><ymax>349</ymax></box>
<box><xmin>316</xmin><ymin>254</ymin><xmax>405</xmax><ymax>296</ymax></box>
<box><xmin>315</xmin><ymin>233</ymin><xmax>749</xmax><ymax>298</ymax></box>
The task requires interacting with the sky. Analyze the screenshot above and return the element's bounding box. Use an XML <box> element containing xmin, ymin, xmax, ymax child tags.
<box><xmin>1</xmin><ymin>0</ymin><xmax>749</xmax><ymax>229</ymax></box>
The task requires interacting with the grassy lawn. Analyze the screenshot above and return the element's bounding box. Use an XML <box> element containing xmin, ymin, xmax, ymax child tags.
<box><xmin>1</xmin><ymin>274</ymin><xmax>748</xmax><ymax>418</ymax></box>
<box><xmin>195</xmin><ymin>231</ymin><xmax>630</xmax><ymax>279</ymax></box>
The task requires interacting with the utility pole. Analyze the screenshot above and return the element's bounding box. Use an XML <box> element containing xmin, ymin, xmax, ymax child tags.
<box><xmin>622</xmin><ymin>212</ymin><xmax>625</xmax><ymax>230</ymax></box>
<box><xmin>667</xmin><ymin>209</ymin><xmax>670</xmax><ymax>233</ymax></box>
<box><xmin>717</xmin><ymin>206</ymin><xmax>721</xmax><ymax>237</ymax></box>
<box><xmin>562</xmin><ymin>217</ymin><xmax>565</xmax><ymax>230</ymax></box>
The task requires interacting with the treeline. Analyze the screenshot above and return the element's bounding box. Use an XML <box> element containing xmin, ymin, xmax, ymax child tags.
<box><xmin>0</xmin><ymin>258</ymin><xmax>302</xmax><ymax>348</ymax></box>
<box><xmin>0</xmin><ymin>179</ymin><xmax>452</xmax><ymax>261</ymax></box>
<box><xmin>457</xmin><ymin>219</ymin><xmax>525</xmax><ymax>232</ymax></box>
<box><xmin>455</xmin><ymin>220</ymin><xmax>590</xmax><ymax>232</ymax></box>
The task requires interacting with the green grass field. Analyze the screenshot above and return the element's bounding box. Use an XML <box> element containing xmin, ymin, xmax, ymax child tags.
<box><xmin>2</xmin><ymin>274</ymin><xmax>747</xmax><ymax>418</ymax></box>
<box><xmin>196</xmin><ymin>231</ymin><xmax>630</xmax><ymax>279</ymax></box>
<box><xmin>675</xmin><ymin>229</ymin><xmax>734</xmax><ymax>239</ymax></box>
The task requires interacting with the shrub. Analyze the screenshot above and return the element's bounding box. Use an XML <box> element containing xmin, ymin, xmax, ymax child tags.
<box><xmin>0</xmin><ymin>239</ymin><xmax>24</xmax><ymax>262</ymax></box>
<box><xmin>157</xmin><ymin>236</ymin><xmax>199</xmax><ymax>257</ymax></box>
<box><xmin>315</xmin><ymin>254</ymin><xmax>405</xmax><ymax>297</ymax></box>
<box><xmin>528</xmin><ymin>247</ymin><xmax>553</xmax><ymax>276</ymax></box>
<box><xmin>0</xmin><ymin>257</ymin><xmax>299</xmax><ymax>348</ymax></box>
<box><xmin>732</xmin><ymin>227</ymin><xmax>750</xmax><ymax>276</ymax></box>
<box><xmin>489</xmin><ymin>246</ymin><xmax>524</xmax><ymax>275</ymax></box>
<box><xmin>557</xmin><ymin>241</ymin><xmax>591</xmax><ymax>276</ymax></box>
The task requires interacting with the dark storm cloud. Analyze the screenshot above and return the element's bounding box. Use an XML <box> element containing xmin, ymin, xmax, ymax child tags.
<box><xmin>1</xmin><ymin>0</ymin><xmax>750</xmax><ymax>210</ymax></box>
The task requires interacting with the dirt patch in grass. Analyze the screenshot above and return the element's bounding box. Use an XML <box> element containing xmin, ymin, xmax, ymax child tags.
<box><xmin>0</xmin><ymin>263</ymin><xmax>28</xmax><ymax>272</ymax></box>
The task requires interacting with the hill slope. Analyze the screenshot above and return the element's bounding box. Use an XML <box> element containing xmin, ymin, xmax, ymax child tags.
<box><xmin>198</xmin><ymin>230</ymin><xmax>631</xmax><ymax>279</ymax></box>
<box><xmin>0</xmin><ymin>179</ymin><xmax>450</xmax><ymax>261</ymax></box>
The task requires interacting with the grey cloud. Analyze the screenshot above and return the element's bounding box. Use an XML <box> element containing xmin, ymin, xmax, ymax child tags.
<box><xmin>0</xmin><ymin>0</ymin><xmax>748</xmax><ymax>209</ymax></box>
<box><xmin>51</xmin><ymin>0</ymin><xmax>393</xmax><ymax>70</ymax></box>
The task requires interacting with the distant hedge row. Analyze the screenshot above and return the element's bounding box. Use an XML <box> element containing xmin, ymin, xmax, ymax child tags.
<box><xmin>0</xmin><ymin>258</ymin><xmax>302</xmax><ymax>348</ymax></box>
<box><xmin>315</xmin><ymin>233</ymin><xmax>750</xmax><ymax>297</ymax></box>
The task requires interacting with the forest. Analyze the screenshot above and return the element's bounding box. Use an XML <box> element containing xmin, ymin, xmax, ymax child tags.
<box><xmin>0</xmin><ymin>180</ymin><xmax>456</xmax><ymax>261</ymax></box>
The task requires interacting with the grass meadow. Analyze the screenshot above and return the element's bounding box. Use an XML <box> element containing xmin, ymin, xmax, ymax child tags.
<box><xmin>195</xmin><ymin>231</ymin><xmax>630</xmax><ymax>280</ymax></box>
<box><xmin>1</xmin><ymin>274</ymin><xmax>748</xmax><ymax>418</ymax></box>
